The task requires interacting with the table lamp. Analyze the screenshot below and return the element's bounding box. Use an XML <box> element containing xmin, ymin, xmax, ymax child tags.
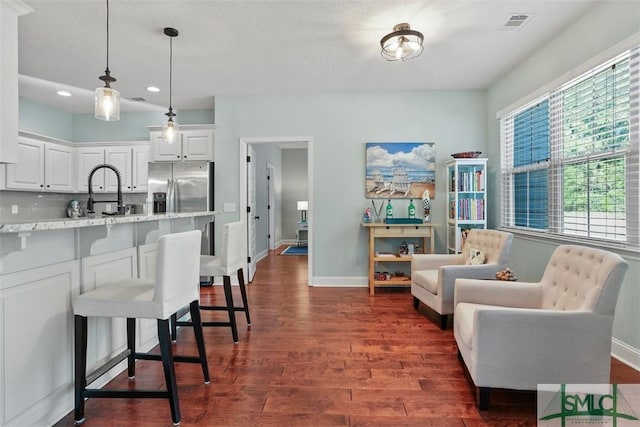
<box><xmin>297</xmin><ymin>200</ymin><xmax>308</xmax><ymax>222</ymax></box>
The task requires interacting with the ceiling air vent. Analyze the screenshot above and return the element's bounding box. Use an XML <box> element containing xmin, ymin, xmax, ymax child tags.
<box><xmin>130</xmin><ymin>97</ymin><xmax>147</xmax><ymax>102</ymax></box>
<box><xmin>503</xmin><ymin>14</ymin><xmax>532</xmax><ymax>30</ymax></box>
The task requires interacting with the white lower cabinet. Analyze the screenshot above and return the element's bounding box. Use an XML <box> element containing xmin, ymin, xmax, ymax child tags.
<box><xmin>0</xmin><ymin>260</ymin><xmax>80</xmax><ymax>427</ymax></box>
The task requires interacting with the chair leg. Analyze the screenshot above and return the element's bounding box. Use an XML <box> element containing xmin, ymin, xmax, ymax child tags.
<box><xmin>158</xmin><ymin>319</ymin><xmax>181</xmax><ymax>425</ymax></box>
<box><xmin>74</xmin><ymin>315</ymin><xmax>88</xmax><ymax>425</ymax></box>
<box><xmin>439</xmin><ymin>314</ymin><xmax>448</xmax><ymax>330</ymax></box>
<box><xmin>237</xmin><ymin>268</ymin><xmax>251</xmax><ymax>325</ymax></box>
<box><xmin>126</xmin><ymin>318</ymin><xmax>136</xmax><ymax>379</ymax></box>
<box><xmin>170</xmin><ymin>313</ymin><xmax>178</xmax><ymax>341</ymax></box>
<box><xmin>478</xmin><ymin>387</ymin><xmax>490</xmax><ymax>410</ymax></box>
<box><xmin>189</xmin><ymin>300</ymin><xmax>210</xmax><ymax>384</ymax></box>
<box><xmin>222</xmin><ymin>275</ymin><xmax>239</xmax><ymax>343</ymax></box>
<box><xmin>412</xmin><ymin>296</ymin><xmax>420</xmax><ymax>310</ymax></box>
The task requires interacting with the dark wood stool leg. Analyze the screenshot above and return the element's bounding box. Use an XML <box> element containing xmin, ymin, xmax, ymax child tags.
<box><xmin>222</xmin><ymin>275</ymin><xmax>239</xmax><ymax>343</ymax></box>
<box><xmin>158</xmin><ymin>319</ymin><xmax>180</xmax><ymax>425</ymax></box>
<box><xmin>189</xmin><ymin>300</ymin><xmax>210</xmax><ymax>383</ymax></box>
<box><xmin>237</xmin><ymin>268</ymin><xmax>251</xmax><ymax>325</ymax></box>
<box><xmin>74</xmin><ymin>315</ymin><xmax>88</xmax><ymax>424</ymax></box>
<box><xmin>126</xmin><ymin>318</ymin><xmax>136</xmax><ymax>379</ymax></box>
<box><xmin>413</xmin><ymin>296</ymin><xmax>420</xmax><ymax>310</ymax></box>
<box><xmin>170</xmin><ymin>313</ymin><xmax>177</xmax><ymax>341</ymax></box>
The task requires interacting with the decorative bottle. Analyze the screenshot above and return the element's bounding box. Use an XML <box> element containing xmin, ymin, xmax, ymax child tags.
<box><xmin>408</xmin><ymin>199</ymin><xmax>415</xmax><ymax>218</ymax></box>
<box><xmin>386</xmin><ymin>199</ymin><xmax>393</xmax><ymax>220</ymax></box>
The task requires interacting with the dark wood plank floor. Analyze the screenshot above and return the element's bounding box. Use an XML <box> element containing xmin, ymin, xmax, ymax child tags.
<box><xmin>56</xmin><ymin>246</ymin><xmax>640</xmax><ymax>426</ymax></box>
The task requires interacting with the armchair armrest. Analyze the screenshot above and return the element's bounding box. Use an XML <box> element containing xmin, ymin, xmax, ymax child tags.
<box><xmin>411</xmin><ymin>253</ymin><xmax>465</xmax><ymax>272</ymax></box>
<box><xmin>455</xmin><ymin>279</ymin><xmax>542</xmax><ymax>309</ymax></box>
<box><xmin>436</xmin><ymin>263</ymin><xmax>506</xmax><ymax>311</ymax></box>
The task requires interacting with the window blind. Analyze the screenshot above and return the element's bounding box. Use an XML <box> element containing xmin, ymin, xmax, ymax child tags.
<box><xmin>500</xmin><ymin>46</ymin><xmax>640</xmax><ymax>248</ymax></box>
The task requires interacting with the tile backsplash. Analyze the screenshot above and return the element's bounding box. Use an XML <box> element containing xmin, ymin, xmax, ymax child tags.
<box><xmin>0</xmin><ymin>190</ymin><xmax>147</xmax><ymax>223</ymax></box>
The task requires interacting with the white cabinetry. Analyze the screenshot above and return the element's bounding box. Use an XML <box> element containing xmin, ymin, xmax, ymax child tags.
<box><xmin>5</xmin><ymin>137</ymin><xmax>74</xmax><ymax>191</ymax></box>
<box><xmin>0</xmin><ymin>1</ymin><xmax>32</xmax><ymax>164</ymax></box>
<box><xmin>77</xmin><ymin>144</ymin><xmax>149</xmax><ymax>193</ymax></box>
<box><xmin>150</xmin><ymin>126</ymin><xmax>214</xmax><ymax>162</ymax></box>
<box><xmin>0</xmin><ymin>260</ymin><xmax>79</xmax><ymax>427</ymax></box>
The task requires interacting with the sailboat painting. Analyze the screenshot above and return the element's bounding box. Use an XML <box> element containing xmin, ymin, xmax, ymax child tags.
<box><xmin>365</xmin><ymin>142</ymin><xmax>435</xmax><ymax>199</ymax></box>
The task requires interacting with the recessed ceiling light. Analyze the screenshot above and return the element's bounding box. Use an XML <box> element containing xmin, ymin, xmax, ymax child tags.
<box><xmin>146</xmin><ymin>86</ymin><xmax>160</xmax><ymax>93</ymax></box>
<box><xmin>57</xmin><ymin>90</ymin><xmax>72</xmax><ymax>97</ymax></box>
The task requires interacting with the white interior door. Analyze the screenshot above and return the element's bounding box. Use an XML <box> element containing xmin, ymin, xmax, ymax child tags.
<box><xmin>267</xmin><ymin>164</ymin><xmax>276</xmax><ymax>251</ymax></box>
<box><xmin>247</xmin><ymin>145</ymin><xmax>258</xmax><ymax>281</ymax></box>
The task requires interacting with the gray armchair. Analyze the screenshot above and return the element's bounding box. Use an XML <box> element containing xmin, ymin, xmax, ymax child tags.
<box><xmin>411</xmin><ymin>229</ymin><xmax>513</xmax><ymax>329</ymax></box>
<box><xmin>454</xmin><ymin>245</ymin><xmax>628</xmax><ymax>409</ymax></box>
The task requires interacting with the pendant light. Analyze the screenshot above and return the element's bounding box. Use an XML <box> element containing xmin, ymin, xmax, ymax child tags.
<box><xmin>162</xmin><ymin>27</ymin><xmax>179</xmax><ymax>144</ymax></box>
<box><xmin>95</xmin><ymin>0</ymin><xmax>120</xmax><ymax>121</ymax></box>
<box><xmin>380</xmin><ymin>23</ymin><xmax>424</xmax><ymax>62</ymax></box>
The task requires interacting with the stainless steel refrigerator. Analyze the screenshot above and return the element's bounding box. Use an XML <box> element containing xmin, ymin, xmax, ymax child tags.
<box><xmin>147</xmin><ymin>161</ymin><xmax>215</xmax><ymax>255</ymax></box>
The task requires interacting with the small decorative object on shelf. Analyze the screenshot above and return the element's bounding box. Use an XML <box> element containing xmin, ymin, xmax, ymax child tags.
<box><xmin>451</xmin><ymin>151</ymin><xmax>482</xmax><ymax>158</ymax></box>
<box><xmin>386</xmin><ymin>199</ymin><xmax>393</xmax><ymax>219</ymax></box>
<box><xmin>408</xmin><ymin>199</ymin><xmax>416</xmax><ymax>218</ymax></box>
<box><xmin>496</xmin><ymin>268</ymin><xmax>518</xmax><ymax>281</ymax></box>
<box><xmin>422</xmin><ymin>190</ymin><xmax>431</xmax><ymax>222</ymax></box>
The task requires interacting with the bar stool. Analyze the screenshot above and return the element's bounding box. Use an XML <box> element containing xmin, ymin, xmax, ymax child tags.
<box><xmin>175</xmin><ymin>221</ymin><xmax>250</xmax><ymax>344</ymax></box>
<box><xmin>73</xmin><ymin>230</ymin><xmax>209</xmax><ymax>426</ymax></box>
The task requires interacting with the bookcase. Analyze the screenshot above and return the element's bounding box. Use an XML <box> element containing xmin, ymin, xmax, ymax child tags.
<box><xmin>446</xmin><ymin>158</ymin><xmax>487</xmax><ymax>253</ymax></box>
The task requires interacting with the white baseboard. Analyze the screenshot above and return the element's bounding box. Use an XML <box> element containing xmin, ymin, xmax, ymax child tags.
<box><xmin>612</xmin><ymin>337</ymin><xmax>640</xmax><ymax>372</ymax></box>
<box><xmin>310</xmin><ymin>276</ymin><xmax>368</xmax><ymax>287</ymax></box>
<box><xmin>255</xmin><ymin>248</ymin><xmax>268</xmax><ymax>263</ymax></box>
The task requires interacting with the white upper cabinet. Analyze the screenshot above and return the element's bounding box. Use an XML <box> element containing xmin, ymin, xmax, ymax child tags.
<box><xmin>0</xmin><ymin>1</ymin><xmax>32</xmax><ymax>164</ymax></box>
<box><xmin>150</xmin><ymin>126</ymin><xmax>214</xmax><ymax>162</ymax></box>
<box><xmin>6</xmin><ymin>137</ymin><xmax>73</xmax><ymax>191</ymax></box>
<box><xmin>77</xmin><ymin>144</ymin><xmax>149</xmax><ymax>193</ymax></box>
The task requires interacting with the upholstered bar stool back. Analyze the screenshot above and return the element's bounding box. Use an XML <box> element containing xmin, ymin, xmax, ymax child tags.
<box><xmin>176</xmin><ymin>221</ymin><xmax>250</xmax><ymax>343</ymax></box>
<box><xmin>73</xmin><ymin>230</ymin><xmax>209</xmax><ymax>426</ymax></box>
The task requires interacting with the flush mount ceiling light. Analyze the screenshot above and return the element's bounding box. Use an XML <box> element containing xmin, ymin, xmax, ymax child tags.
<box><xmin>380</xmin><ymin>23</ymin><xmax>424</xmax><ymax>61</ymax></box>
<box><xmin>95</xmin><ymin>0</ymin><xmax>120</xmax><ymax>121</ymax></box>
<box><xmin>162</xmin><ymin>27</ymin><xmax>179</xmax><ymax>144</ymax></box>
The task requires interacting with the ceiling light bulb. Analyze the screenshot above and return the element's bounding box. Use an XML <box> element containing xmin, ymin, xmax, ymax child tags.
<box><xmin>146</xmin><ymin>86</ymin><xmax>160</xmax><ymax>92</ymax></box>
<box><xmin>57</xmin><ymin>90</ymin><xmax>71</xmax><ymax>97</ymax></box>
<box><xmin>162</xmin><ymin>119</ymin><xmax>178</xmax><ymax>144</ymax></box>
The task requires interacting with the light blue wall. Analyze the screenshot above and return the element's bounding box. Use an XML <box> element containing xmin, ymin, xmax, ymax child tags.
<box><xmin>215</xmin><ymin>90</ymin><xmax>487</xmax><ymax>278</ymax></box>
<box><xmin>282</xmin><ymin>149</ymin><xmax>308</xmax><ymax>240</ymax></box>
<box><xmin>18</xmin><ymin>97</ymin><xmax>214</xmax><ymax>142</ymax></box>
<box><xmin>486</xmin><ymin>2</ymin><xmax>640</xmax><ymax>352</ymax></box>
<box><xmin>19</xmin><ymin>97</ymin><xmax>73</xmax><ymax>141</ymax></box>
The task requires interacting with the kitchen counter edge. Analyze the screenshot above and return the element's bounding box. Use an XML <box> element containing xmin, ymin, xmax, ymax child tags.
<box><xmin>0</xmin><ymin>211</ymin><xmax>218</xmax><ymax>233</ymax></box>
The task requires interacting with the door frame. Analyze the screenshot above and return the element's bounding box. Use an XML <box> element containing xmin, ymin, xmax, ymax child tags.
<box><xmin>239</xmin><ymin>136</ymin><xmax>313</xmax><ymax>286</ymax></box>
<box><xmin>266</xmin><ymin>162</ymin><xmax>276</xmax><ymax>251</ymax></box>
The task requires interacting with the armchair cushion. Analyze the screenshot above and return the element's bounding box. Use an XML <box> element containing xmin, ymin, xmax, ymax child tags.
<box><xmin>412</xmin><ymin>269</ymin><xmax>439</xmax><ymax>294</ymax></box>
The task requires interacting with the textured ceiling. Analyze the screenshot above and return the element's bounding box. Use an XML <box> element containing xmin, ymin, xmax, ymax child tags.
<box><xmin>18</xmin><ymin>0</ymin><xmax>599</xmax><ymax>113</ymax></box>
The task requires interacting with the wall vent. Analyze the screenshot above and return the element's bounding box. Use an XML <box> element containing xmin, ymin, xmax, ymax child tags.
<box><xmin>130</xmin><ymin>97</ymin><xmax>147</xmax><ymax>102</ymax></box>
<box><xmin>503</xmin><ymin>14</ymin><xmax>532</xmax><ymax>30</ymax></box>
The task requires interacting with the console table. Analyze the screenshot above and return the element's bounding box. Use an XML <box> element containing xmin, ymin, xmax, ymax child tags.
<box><xmin>362</xmin><ymin>222</ymin><xmax>435</xmax><ymax>295</ymax></box>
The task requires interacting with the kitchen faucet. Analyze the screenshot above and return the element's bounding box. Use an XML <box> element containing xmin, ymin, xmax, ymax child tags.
<box><xmin>87</xmin><ymin>164</ymin><xmax>125</xmax><ymax>215</ymax></box>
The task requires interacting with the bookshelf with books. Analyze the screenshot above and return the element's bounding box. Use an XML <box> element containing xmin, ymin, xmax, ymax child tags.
<box><xmin>446</xmin><ymin>158</ymin><xmax>487</xmax><ymax>253</ymax></box>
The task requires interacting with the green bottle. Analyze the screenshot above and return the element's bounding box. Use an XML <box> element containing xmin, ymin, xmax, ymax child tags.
<box><xmin>386</xmin><ymin>199</ymin><xmax>393</xmax><ymax>219</ymax></box>
<box><xmin>408</xmin><ymin>199</ymin><xmax>415</xmax><ymax>218</ymax></box>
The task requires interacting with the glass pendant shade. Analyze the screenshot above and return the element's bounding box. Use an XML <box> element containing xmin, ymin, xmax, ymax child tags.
<box><xmin>95</xmin><ymin>85</ymin><xmax>120</xmax><ymax>121</ymax></box>
<box><xmin>162</xmin><ymin>118</ymin><xmax>179</xmax><ymax>144</ymax></box>
<box><xmin>380</xmin><ymin>23</ymin><xmax>424</xmax><ymax>61</ymax></box>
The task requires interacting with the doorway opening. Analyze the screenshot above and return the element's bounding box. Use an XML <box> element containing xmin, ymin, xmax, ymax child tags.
<box><xmin>239</xmin><ymin>137</ymin><xmax>313</xmax><ymax>285</ymax></box>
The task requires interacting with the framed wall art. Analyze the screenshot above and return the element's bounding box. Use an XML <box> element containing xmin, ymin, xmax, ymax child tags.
<box><xmin>365</xmin><ymin>142</ymin><xmax>435</xmax><ymax>199</ymax></box>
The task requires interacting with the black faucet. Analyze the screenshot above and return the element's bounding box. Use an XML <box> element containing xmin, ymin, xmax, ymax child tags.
<box><xmin>87</xmin><ymin>164</ymin><xmax>125</xmax><ymax>215</ymax></box>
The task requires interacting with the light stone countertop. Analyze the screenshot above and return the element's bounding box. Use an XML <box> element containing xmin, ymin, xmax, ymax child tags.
<box><xmin>0</xmin><ymin>211</ymin><xmax>217</xmax><ymax>233</ymax></box>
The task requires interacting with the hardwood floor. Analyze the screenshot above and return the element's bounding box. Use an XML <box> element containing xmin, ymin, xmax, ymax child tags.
<box><xmin>56</xmin><ymin>246</ymin><xmax>640</xmax><ymax>426</ymax></box>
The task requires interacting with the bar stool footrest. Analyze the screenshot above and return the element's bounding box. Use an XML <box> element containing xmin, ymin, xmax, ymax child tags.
<box><xmin>86</xmin><ymin>349</ymin><xmax>131</xmax><ymax>385</ymax></box>
<box><xmin>83</xmin><ymin>389</ymin><xmax>169</xmax><ymax>399</ymax></box>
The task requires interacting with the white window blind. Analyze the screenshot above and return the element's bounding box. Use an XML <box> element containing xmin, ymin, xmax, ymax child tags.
<box><xmin>500</xmin><ymin>46</ymin><xmax>640</xmax><ymax>248</ymax></box>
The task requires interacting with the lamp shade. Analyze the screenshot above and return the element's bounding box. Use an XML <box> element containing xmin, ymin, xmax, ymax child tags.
<box><xmin>297</xmin><ymin>201</ymin><xmax>308</xmax><ymax>211</ymax></box>
<box><xmin>95</xmin><ymin>86</ymin><xmax>120</xmax><ymax>121</ymax></box>
<box><xmin>380</xmin><ymin>23</ymin><xmax>424</xmax><ymax>61</ymax></box>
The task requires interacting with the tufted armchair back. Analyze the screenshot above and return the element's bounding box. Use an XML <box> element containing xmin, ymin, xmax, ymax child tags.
<box><xmin>461</xmin><ymin>229</ymin><xmax>513</xmax><ymax>265</ymax></box>
<box><xmin>540</xmin><ymin>245</ymin><xmax>628</xmax><ymax>314</ymax></box>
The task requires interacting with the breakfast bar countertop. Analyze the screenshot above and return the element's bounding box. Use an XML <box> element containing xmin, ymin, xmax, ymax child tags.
<box><xmin>0</xmin><ymin>211</ymin><xmax>218</xmax><ymax>233</ymax></box>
